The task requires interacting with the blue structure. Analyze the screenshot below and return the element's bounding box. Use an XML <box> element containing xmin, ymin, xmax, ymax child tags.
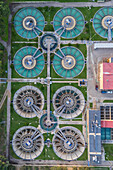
<box><xmin>88</xmin><ymin>110</ymin><xmax>101</xmax><ymax>165</ymax></box>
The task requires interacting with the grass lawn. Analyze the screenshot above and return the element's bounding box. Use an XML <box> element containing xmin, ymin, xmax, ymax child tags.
<box><xmin>103</xmin><ymin>100</ymin><xmax>113</xmax><ymax>103</ymax></box>
<box><xmin>0</xmin><ymin>44</ymin><xmax>8</xmax><ymax>78</ymax></box>
<box><xmin>0</xmin><ymin>84</ymin><xmax>7</xmax><ymax>155</ymax></box>
<box><xmin>90</xmin><ymin>103</ymin><xmax>93</xmax><ymax>108</ymax></box>
<box><xmin>103</xmin><ymin>144</ymin><xmax>113</xmax><ymax>161</ymax></box>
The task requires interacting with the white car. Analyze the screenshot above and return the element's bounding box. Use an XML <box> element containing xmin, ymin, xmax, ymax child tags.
<box><xmin>107</xmin><ymin>91</ymin><xmax>113</xmax><ymax>94</ymax></box>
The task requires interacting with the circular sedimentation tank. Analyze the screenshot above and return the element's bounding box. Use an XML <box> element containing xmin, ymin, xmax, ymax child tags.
<box><xmin>52</xmin><ymin>126</ymin><xmax>85</xmax><ymax>160</ymax></box>
<box><xmin>53</xmin><ymin>46</ymin><xmax>85</xmax><ymax>78</ymax></box>
<box><xmin>40</xmin><ymin>113</ymin><xmax>57</xmax><ymax>132</ymax></box>
<box><xmin>40</xmin><ymin>33</ymin><xmax>58</xmax><ymax>51</ymax></box>
<box><xmin>93</xmin><ymin>7</ymin><xmax>113</xmax><ymax>39</ymax></box>
<box><xmin>14</xmin><ymin>7</ymin><xmax>45</xmax><ymax>39</ymax></box>
<box><xmin>12</xmin><ymin>126</ymin><xmax>44</xmax><ymax>160</ymax></box>
<box><xmin>53</xmin><ymin>7</ymin><xmax>85</xmax><ymax>39</ymax></box>
<box><xmin>53</xmin><ymin>86</ymin><xmax>85</xmax><ymax>119</ymax></box>
<box><xmin>14</xmin><ymin>46</ymin><xmax>45</xmax><ymax>78</ymax></box>
<box><xmin>13</xmin><ymin>86</ymin><xmax>44</xmax><ymax>118</ymax></box>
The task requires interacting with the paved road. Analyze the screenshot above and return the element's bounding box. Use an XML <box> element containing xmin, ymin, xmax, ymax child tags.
<box><xmin>9</xmin><ymin>157</ymin><xmax>113</xmax><ymax>167</ymax></box>
<box><xmin>52</xmin><ymin>81</ymin><xmax>78</xmax><ymax>83</ymax></box>
<box><xmin>7</xmin><ymin>78</ymin><xmax>41</xmax><ymax>83</ymax></box>
<box><xmin>0</xmin><ymin>37</ymin><xmax>7</xmax><ymax>49</ymax></box>
<box><xmin>59</xmin><ymin>120</ymin><xmax>85</xmax><ymax>125</ymax></box>
<box><xmin>6</xmin><ymin>14</ymin><xmax>12</xmax><ymax>159</ymax></box>
<box><xmin>47</xmin><ymin>42</ymin><xmax>51</xmax><ymax>121</ymax></box>
<box><xmin>10</xmin><ymin>1</ymin><xmax>113</xmax><ymax>14</ymax></box>
<box><xmin>0</xmin><ymin>89</ymin><xmax>11</xmax><ymax>110</ymax></box>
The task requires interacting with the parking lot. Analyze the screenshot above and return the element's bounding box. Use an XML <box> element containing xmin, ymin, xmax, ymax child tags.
<box><xmin>87</xmin><ymin>44</ymin><xmax>113</xmax><ymax>102</ymax></box>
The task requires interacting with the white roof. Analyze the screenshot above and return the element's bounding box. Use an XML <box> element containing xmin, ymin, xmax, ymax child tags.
<box><xmin>94</xmin><ymin>43</ymin><xmax>113</xmax><ymax>49</ymax></box>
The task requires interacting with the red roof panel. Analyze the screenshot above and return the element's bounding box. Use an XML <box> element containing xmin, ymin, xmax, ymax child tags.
<box><xmin>101</xmin><ymin>120</ymin><xmax>113</xmax><ymax>128</ymax></box>
<box><xmin>103</xmin><ymin>63</ymin><xmax>113</xmax><ymax>90</ymax></box>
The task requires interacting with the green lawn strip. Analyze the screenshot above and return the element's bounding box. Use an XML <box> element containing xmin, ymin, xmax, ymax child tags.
<box><xmin>0</xmin><ymin>44</ymin><xmax>8</xmax><ymax>78</ymax></box>
<box><xmin>103</xmin><ymin>144</ymin><xmax>113</xmax><ymax>160</ymax></box>
<box><xmin>39</xmin><ymin>64</ymin><xmax>47</xmax><ymax>78</ymax></box>
<box><xmin>0</xmin><ymin>100</ymin><xmax>7</xmax><ymax>155</ymax></box>
<box><xmin>90</xmin><ymin>103</ymin><xmax>93</xmax><ymax>108</ymax></box>
<box><xmin>0</xmin><ymin>84</ymin><xmax>7</xmax><ymax>155</ymax></box>
<box><xmin>103</xmin><ymin>100</ymin><xmax>113</xmax><ymax>103</ymax></box>
<box><xmin>2</xmin><ymin>16</ymin><xmax>8</xmax><ymax>42</ymax></box>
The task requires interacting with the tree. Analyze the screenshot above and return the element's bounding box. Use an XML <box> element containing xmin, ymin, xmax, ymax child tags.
<box><xmin>0</xmin><ymin>155</ymin><xmax>9</xmax><ymax>168</ymax></box>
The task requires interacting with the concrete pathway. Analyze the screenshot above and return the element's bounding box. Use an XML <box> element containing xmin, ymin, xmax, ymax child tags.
<box><xmin>10</xmin><ymin>1</ymin><xmax>113</xmax><ymax>15</ymax></box>
<box><xmin>6</xmin><ymin>14</ymin><xmax>12</xmax><ymax>159</ymax></box>
<box><xmin>59</xmin><ymin>120</ymin><xmax>85</xmax><ymax>125</ymax></box>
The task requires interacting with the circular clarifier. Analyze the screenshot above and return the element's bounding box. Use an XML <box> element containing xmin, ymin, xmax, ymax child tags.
<box><xmin>52</xmin><ymin>126</ymin><xmax>85</xmax><ymax>160</ymax></box>
<box><xmin>12</xmin><ymin>126</ymin><xmax>44</xmax><ymax>160</ymax></box>
<box><xmin>14</xmin><ymin>46</ymin><xmax>45</xmax><ymax>78</ymax></box>
<box><xmin>53</xmin><ymin>8</ymin><xmax>85</xmax><ymax>39</ymax></box>
<box><xmin>14</xmin><ymin>7</ymin><xmax>45</xmax><ymax>39</ymax></box>
<box><xmin>93</xmin><ymin>7</ymin><xmax>113</xmax><ymax>39</ymax></box>
<box><xmin>53</xmin><ymin>46</ymin><xmax>85</xmax><ymax>78</ymax></box>
<box><xmin>13</xmin><ymin>86</ymin><xmax>44</xmax><ymax>118</ymax></box>
<box><xmin>53</xmin><ymin>86</ymin><xmax>85</xmax><ymax>119</ymax></box>
<box><xmin>40</xmin><ymin>113</ymin><xmax>57</xmax><ymax>132</ymax></box>
<box><xmin>40</xmin><ymin>33</ymin><xmax>58</xmax><ymax>51</ymax></box>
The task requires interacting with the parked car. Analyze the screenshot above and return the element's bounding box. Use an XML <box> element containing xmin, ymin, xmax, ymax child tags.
<box><xmin>107</xmin><ymin>91</ymin><xmax>113</xmax><ymax>94</ymax></box>
<box><xmin>95</xmin><ymin>85</ymin><xmax>98</xmax><ymax>91</ymax></box>
<box><xmin>101</xmin><ymin>90</ymin><xmax>107</xmax><ymax>94</ymax></box>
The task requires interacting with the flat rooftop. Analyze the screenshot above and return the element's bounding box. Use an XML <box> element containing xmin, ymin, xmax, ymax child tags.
<box><xmin>88</xmin><ymin>110</ymin><xmax>101</xmax><ymax>165</ymax></box>
<box><xmin>100</xmin><ymin>63</ymin><xmax>113</xmax><ymax>90</ymax></box>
